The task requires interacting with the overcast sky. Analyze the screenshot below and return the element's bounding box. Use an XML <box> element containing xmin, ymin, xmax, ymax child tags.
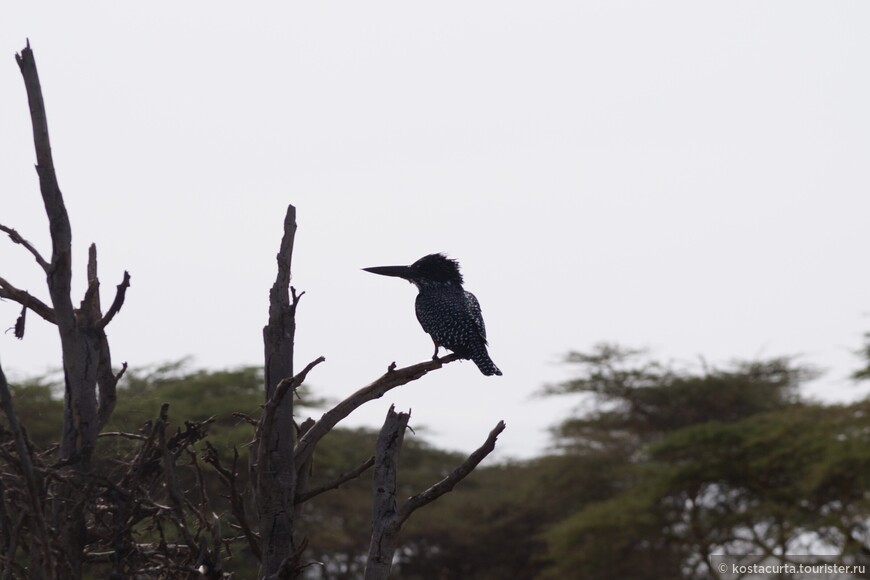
<box><xmin>2</xmin><ymin>3</ymin><xmax>869</xmax><ymax>459</ymax></box>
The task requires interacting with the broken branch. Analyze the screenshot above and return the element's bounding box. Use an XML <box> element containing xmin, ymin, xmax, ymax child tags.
<box><xmin>96</xmin><ymin>271</ymin><xmax>131</xmax><ymax>331</ymax></box>
<box><xmin>0</xmin><ymin>276</ymin><xmax>56</xmax><ymax>324</ymax></box>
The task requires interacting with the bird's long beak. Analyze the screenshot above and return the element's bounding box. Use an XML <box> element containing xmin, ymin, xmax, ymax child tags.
<box><xmin>362</xmin><ymin>265</ymin><xmax>414</xmax><ymax>280</ymax></box>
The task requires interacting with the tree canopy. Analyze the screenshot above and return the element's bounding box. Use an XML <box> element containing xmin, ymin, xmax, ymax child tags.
<box><xmin>7</xmin><ymin>339</ymin><xmax>870</xmax><ymax>579</ymax></box>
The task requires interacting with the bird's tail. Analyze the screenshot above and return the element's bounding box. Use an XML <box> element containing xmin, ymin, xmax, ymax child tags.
<box><xmin>471</xmin><ymin>349</ymin><xmax>502</xmax><ymax>376</ymax></box>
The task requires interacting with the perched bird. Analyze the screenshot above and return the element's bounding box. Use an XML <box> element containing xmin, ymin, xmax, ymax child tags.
<box><xmin>363</xmin><ymin>253</ymin><xmax>502</xmax><ymax>376</ymax></box>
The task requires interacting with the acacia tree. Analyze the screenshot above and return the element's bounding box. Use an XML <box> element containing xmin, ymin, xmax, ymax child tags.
<box><xmin>534</xmin><ymin>344</ymin><xmax>870</xmax><ymax>580</ymax></box>
<box><xmin>0</xmin><ymin>42</ymin><xmax>504</xmax><ymax>579</ymax></box>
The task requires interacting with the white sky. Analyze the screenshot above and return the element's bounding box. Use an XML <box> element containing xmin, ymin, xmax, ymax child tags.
<box><xmin>1</xmin><ymin>3</ymin><xmax>869</xmax><ymax>459</ymax></box>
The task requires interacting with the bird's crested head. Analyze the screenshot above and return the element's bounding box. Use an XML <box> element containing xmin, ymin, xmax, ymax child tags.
<box><xmin>410</xmin><ymin>253</ymin><xmax>463</xmax><ymax>285</ymax></box>
<box><xmin>363</xmin><ymin>253</ymin><xmax>464</xmax><ymax>286</ymax></box>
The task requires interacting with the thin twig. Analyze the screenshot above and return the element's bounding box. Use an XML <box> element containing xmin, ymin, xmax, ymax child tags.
<box><xmin>3</xmin><ymin>512</ymin><xmax>26</xmax><ymax>580</ymax></box>
<box><xmin>231</xmin><ymin>412</ymin><xmax>259</xmax><ymax>427</ymax></box>
<box><xmin>295</xmin><ymin>456</ymin><xmax>375</xmax><ymax>504</ymax></box>
<box><xmin>185</xmin><ymin>448</ymin><xmax>210</xmax><ymax>531</ymax></box>
<box><xmin>156</xmin><ymin>404</ymin><xmax>196</xmax><ymax>553</ymax></box>
<box><xmin>98</xmin><ymin>430</ymin><xmax>147</xmax><ymax>442</ymax></box>
<box><xmin>122</xmin><ymin>419</ymin><xmax>159</xmax><ymax>489</ymax></box>
<box><xmin>203</xmin><ymin>443</ymin><xmax>261</xmax><ymax>561</ymax></box>
<box><xmin>0</xmin><ymin>479</ymin><xmax>13</xmax><ymax>580</ymax></box>
<box><xmin>0</xmin><ymin>224</ymin><xmax>49</xmax><ymax>272</ymax></box>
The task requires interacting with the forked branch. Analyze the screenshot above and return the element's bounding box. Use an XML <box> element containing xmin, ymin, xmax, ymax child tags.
<box><xmin>364</xmin><ymin>407</ymin><xmax>505</xmax><ymax>580</ymax></box>
<box><xmin>397</xmin><ymin>420</ymin><xmax>506</xmax><ymax>524</ymax></box>
<box><xmin>255</xmin><ymin>356</ymin><xmax>326</xmax><ymax>479</ymax></box>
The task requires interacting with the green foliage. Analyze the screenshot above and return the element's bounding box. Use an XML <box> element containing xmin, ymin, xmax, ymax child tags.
<box><xmin>109</xmin><ymin>362</ymin><xmax>265</xmax><ymax>454</ymax></box>
<box><xmin>7</xmin><ymin>360</ymin><xmax>323</xmax><ymax>452</ymax></box>
<box><xmin>4</xmin><ymin>361</ymin><xmax>327</xmax><ymax>578</ymax></box>
<box><xmin>6</xmin><ymin>339</ymin><xmax>870</xmax><ymax>579</ymax></box>
<box><xmin>5</xmin><ymin>360</ymin><xmax>494</xmax><ymax>578</ymax></box>
<box><xmin>2</xmin><ymin>376</ymin><xmax>64</xmax><ymax>447</ymax></box>
<box><xmin>543</xmin><ymin>403</ymin><xmax>870</xmax><ymax>577</ymax></box>
<box><xmin>546</xmin><ymin>344</ymin><xmax>807</xmax><ymax>449</ymax></box>
<box><xmin>538</xmin><ymin>344</ymin><xmax>870</xmax><ymax>579</ymax></box>
<box><xmin>853</xmin><ymin>332</ymin><xmax>870</xmax><ymax>381</ymax></box>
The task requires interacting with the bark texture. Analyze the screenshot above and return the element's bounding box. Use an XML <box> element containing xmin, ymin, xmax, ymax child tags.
<box><xmin>257</xmin><ymin>204</ymin><xmax>303</xmax><ymax>579</ymax></box>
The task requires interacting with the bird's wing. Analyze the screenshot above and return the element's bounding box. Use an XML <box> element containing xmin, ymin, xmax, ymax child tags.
<box><xmin>464</xmin><ymin>291</ymin><xmax>488</xmax><ymax>343</ymax></box>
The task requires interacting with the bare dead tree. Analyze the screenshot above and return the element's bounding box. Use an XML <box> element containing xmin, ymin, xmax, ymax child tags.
<box><xmin>0</xmin><ymin>362</ymin><xmax>53</xmax><ymax>578</ymax></box>
<box><xmin>364</xmin><ymin>407</ymin><xmax>506</xmax><ymax>579</ymax></box>
<box><xmin>1</xmin><ymin>41</ymin><xmax>507</xmax><ymax>580</ymax></box>
<box><xmin>2</xmin><ymin>40</ymin><xmax>130</xmax><ymax>577</ymax></box>
<box><xmin>3</xmin><ymin>40</ymin><xmax>223</xmax><ymax>579</ymax></box>
<box><xmin>254</xmin><ymin>203</ymin><xmax>307</xmax><ymax>578</ymax></box>
<box><xmin>0</xmin><ymin>357</ymin><xmax>225</xmax><ymax>578</ymax></box>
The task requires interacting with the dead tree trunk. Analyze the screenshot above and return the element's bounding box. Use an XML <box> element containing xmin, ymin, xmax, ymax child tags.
<box><xmin>257</xmin><ymin>204</ymin><xmax>303</xmax><ymax>578</ymax></box>
<box><xmin>365</xmin><ymin>406</ymin><xmax>410</xmax><ymax>579</ymax></box>
<box><xmin>2</xmin><ymin>41</ymin><xmax>129</xmax><ymax>577</ymax></box>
